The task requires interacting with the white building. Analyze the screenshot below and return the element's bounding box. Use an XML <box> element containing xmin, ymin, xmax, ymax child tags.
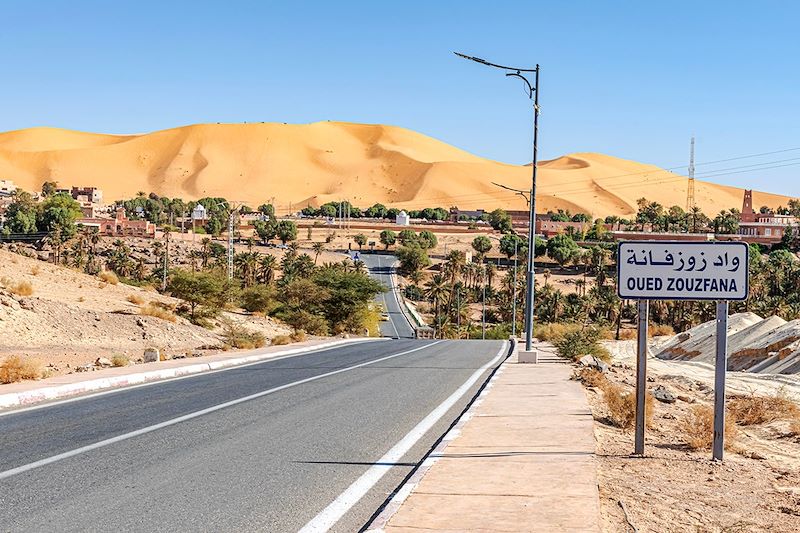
<box><xmin>395</xmin><ymin>210</ymin><xmax>410</xmax><ymax>226</ymax></box>
<box><xmin>0</xmin><ymin>179</ymin><xmax>16</xmax><ymax>196</ymax></box>
<box><xmin>192</xmin><ymin>204</ymin><xmax>208</xmax><ymax>221</ymax></box>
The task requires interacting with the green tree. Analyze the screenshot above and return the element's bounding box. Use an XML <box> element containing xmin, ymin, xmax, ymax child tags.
<box><xmin>417</xmin><ymin>230</ymin><xmax>438</xmax><ymax>250</ymax></box>
<box><xmin>276</xmin><ymin>220</ymin><xmax>298</xmax><ymax>244</ymax></box>
<box><xmin>353</xmin><ymin>233</ymin><xmax>367</xmax><ymax>250</ymax></box>
<box><xmin>379</xmin><ymin>229</ymin><xmax>397</xmax><ymax>249</ymax></box>
<box><xmin>499</xmin><ymin>233</ymin><xmax>527</xmax><ymax>259</ymax></box>
<box><xmin>398</xmin><ymin>229</ymin><xmax>417</xmax><ymax>246</ymax></box>
<box><xmin>168</xmin><ymin>270</ymin><xmax>232</xmax><ymax>321</ymax></box>
<box><xmin>396</xmin><ymin>244</ymin><xmax>431</xmax><ymax>277</ymax></box>
<box><xmin>471</xmin><ymin>236</ymin><xmax>492</xmax><ymax>258</ymax></box>
<box><xmin>40</xmin><ymin>193</ymin><xmax>82</xmax><ymax>239</ymax></box>
<box><xmin>4</xmin><ymin>191</ymin><xmax>39</xmax><ymax>233</ymax></box>
<box><xmin>40</xmin><ymin>181</ymin><xmax>59</xmax><ymax>197</ymax></box>
<box><xmin>488</xmin><ymin>208</ymin><xmax>513</xmax><ymax>233</ymax></box>
<box><xmin>240</xmin><ymin>285</ymin><xmax>276</xmax><ymax>313</ymax></box>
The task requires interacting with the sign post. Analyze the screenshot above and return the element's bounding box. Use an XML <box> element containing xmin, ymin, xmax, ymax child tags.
<box><xmin>617</xmin><ymin>241</ymin><xmax>748</xmax><ymax>459</ymax></box>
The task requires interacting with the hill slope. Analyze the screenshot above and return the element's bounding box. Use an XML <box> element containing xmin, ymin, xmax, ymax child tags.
<box><xmin>0</xmin><ymin>122</ymin><xmax>791</xmax><ymax>216</ymax></box>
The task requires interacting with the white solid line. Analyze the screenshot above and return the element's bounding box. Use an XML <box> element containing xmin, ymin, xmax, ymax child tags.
<box><xmin>0</xmin><ymin>338</ymin><xmax>383</xmax><ymax>418</ymax></box>
<box><xmin>299</xmin><ymin>341</ymin><xmax>508</xmax><ymax>533</ymax></box>
<box><xmin>377</xmin><ymin>255</ymin><xmax>400</xmax><ymax>338</ymax></box>
<box><xmin>0</xmin><ymin>341</ymin><xmax>441</xmax><ymax>481</ymax></box>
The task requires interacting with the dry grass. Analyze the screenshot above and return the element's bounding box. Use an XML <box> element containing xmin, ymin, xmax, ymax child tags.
<box><xmin>650</xmin><ymin>324</ymin><xmax>675</xmax><ymax>337</ymax></box>
<box><xmin>98</xmin><ymin>270</ymin><xmax>119</xmax><ymax>285</ymax></box>
<box><xmin>222</xmin><ymin>322</ymin><xmax>267</xmax><ymax>349</ymax></box>
<box><xmin>617</xmin><ymin>328</ymin><xmax>637</xmax><ymax>340</ymax></box>
<box><xmin>0</xmin><ymin>355</ymin><xmax>43</xmax><ymax>384</ymax></box>
<box><xmin>29</xmin><ymin>264</ymin><xmax>41</xmax><ymax>276</ymax></box>
<box><xmin>679</xmin><ymin>404</ymin><xmax>738</xmax><ymax>450</ymax></box>
<box><xmin>271</xmin><ymin>335</ymin><xmax>292</xmax><ymax>346</ymax></box>
<box><xmin>9</xmin><ymin>280</ymin><xmax>34</xmax><ymax>296</ymax></box>
<box><xmin>534</xmin><ymin>322</ymin><xmax>580</xmax><ymax>342</ymax></box>
<box><xmin>126</xmin><ymin>294</ymin><xmax>145</xmax><ymax>305</ymax></box>
<box><xmin>290</xmin><ymin>329</ymin><xmax>307</xmax><ymax>343</ymax></box>
<box><xmin>78</xmin><ymin>296</ymin><xmax>85</xmax><ymax>302</ymax></box>
<box><xmin>728</xmin><ymin>392</ymin><xmax>800</xmax><ymax>426</ymax></box>
<box><xmin>601</xmin><ymin>382</ymin><xmax>654</xmax><ymax>430</ymax></box>
<box><xmin>140</xmin><ymin>303</ymin><xmax>177</xmax><ymax>322</ymax></box>
<box><xmin>111</xmin><ymin>354</ymin><xmax>130</xmax><ymax>367</ymax></box>
<box><xmin>575</xmin><ymin>367</ymin><xmax>608</xmax><ymax>388</ymax></box>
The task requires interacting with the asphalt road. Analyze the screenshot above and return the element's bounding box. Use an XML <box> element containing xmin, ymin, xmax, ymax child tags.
<box><xmin>0</xmin><ymin>339</ymin><xmax>506</xmax><ymax>532</ymax></box>
<box><xmin>358</xmin><ymin>253</ymin><xmax>416</xmax><ymax>339</ymax></box>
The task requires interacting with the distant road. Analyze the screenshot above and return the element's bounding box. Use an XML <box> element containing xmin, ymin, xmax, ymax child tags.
<box><xmin>359</xmin><ymin>252</ymin><xmax>417</xmax><ymax>339</ymax></box>
<box><xmin>0</xmin><ymin>339</ymin><xmax>506</xmax><ymax>532</ymax></box>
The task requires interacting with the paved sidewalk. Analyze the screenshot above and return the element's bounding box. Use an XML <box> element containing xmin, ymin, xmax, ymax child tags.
<box><xmin>378</xmin><ymin>341</ymin><xmax>600</xmax><ymax>532</ymax></box>
<box><xmin>0</xmin><ymin>336</ymin><xmax>376</xmax><ymax>409</ymax></box>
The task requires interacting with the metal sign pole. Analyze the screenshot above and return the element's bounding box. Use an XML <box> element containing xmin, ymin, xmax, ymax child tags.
<box><xmin>713</xmin><ymin>300</ymin><xmax>729</xmax><ymax>461</ymax></box>
<box><xmin>635</xmin><ymin>299</ymin><xmax>649</xmax><ymax>455</ymax></box>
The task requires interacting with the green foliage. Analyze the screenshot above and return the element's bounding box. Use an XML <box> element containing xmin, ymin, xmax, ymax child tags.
<box><xmin>168</xmin><ymin>269</ymin><xmax>234</xmax><ymax>322</ymax></box>
<box><xmin>275</xmin><ymin>220</ymin><xmax>298</xmax><ymax>244</ymax></box>
<box><xmin>499</xmin><ymin>233</ymin><xmax>527</xmax><ymax>259</ymax></box>
<box><xmin>488</xmin><ymin>208</ymin><xmax>513</xmax><ymax>233</ymax></box>
<box><xmin>4</xmin><ymin>191</ymin><xmax>39</xmax><ymax>233</ymax></box>
<box><xmin>40</xmin><ymin>181</ymin><xmax>59</xmax><ymax>197</ymax></box>
<box><xmin>353</xmin><ymin>233</ymin><xmax>367</xmax><ymax>249</ymax></box>
<box><xmin>379</xmin><ymin>229</ymin><xmax>396</xmax><ymax>249</ymax></box>
<box><xmin>398</xmin><ymin>229</ymin><xmax>417</xmax><ymax>246</ymax></box>
<box><xmin>240</xmin><ymin>285</ymin><xmax>276</xmax><ymax>313</ymax></box>
<box><xmin>40</xmin><ymin>193</ymin><xmax>83</xmax><ymax>239</ymax></box>
<box><xmin>471</xmin><ymin>235</ymin><xmax>492</xmax><ymax>257</ymax></box>
<box><xmin>417</xmin><ymin>230</ymin><xmax>437</xmax><ymax>250</ymax></box>
<box><xmin>553</xmin><ymin>326</ymin><xmax>610</xmax><ymax>362</ymax></box>
<box><xmin>396</xmin><ymin>244</ymin><xmax>431</xmax><ymax>276</ymax></box>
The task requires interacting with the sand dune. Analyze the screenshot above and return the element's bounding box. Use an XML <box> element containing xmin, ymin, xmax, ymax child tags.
<box><xmin>0</xmin><ymin>122</ymin><xmax>792</xmax><ymax>216</ymax></box>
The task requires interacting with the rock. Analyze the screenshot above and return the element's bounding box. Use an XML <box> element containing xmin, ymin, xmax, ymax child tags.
<box><xmin>19</xmin><ymin>299</ymin><xmax>34</xmax><ymax>311</ymax></box>
<box><xmin>143</xmin><ymin>347</ymin><xmax>160</xmax><ymax>363</ymax></box>
<box><xmin>159</xmin><ymin>352</ymin><xmax>171</xmax><ymax>361</ymax></box>
<box><xmin>75</xmin><ymin>364</ymin><xmax>93</xmax><ymax>373</ymax></box>
<box><xmin>677</xmin><ymin>394</ymin><xmax>695</xmax><ymax>403</ymax></box>
<box><xmin>647</xmin><ymin>376</ymin><xmax>656</xmax><ymax>382</ymax></box>
<box><xmin>578</xmin><ymin>354</ymin><xmax>609</xmax><ymax>373</ymax></box>
<box><xmin>652</xmin><ymin>385</ymin><xmax>676</xmax><ymax>403</ymax></box>
<box><xmin>94</xmin><ymin>357</ymin><xmax>113</xmax><ymax>367</ymax></box>
<box><xmin>136</xmin><ymin>318</ymin><xmax>146</xmax><ymax>328</ymax></box>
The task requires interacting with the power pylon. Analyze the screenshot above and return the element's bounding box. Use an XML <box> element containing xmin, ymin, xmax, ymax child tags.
<box><xmin>687</xmin><ymin>136</ymin><xmax>696</xmax><ymax>211</ymax></box>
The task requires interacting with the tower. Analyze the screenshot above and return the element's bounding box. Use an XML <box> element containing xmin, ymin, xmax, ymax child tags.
<box><xmin>741</xmin><ymin>189</ymin><xmax>756</xmax><ymax>222</ymax></box>
<box><xmin>686</xmin><ymin>137</ymin><xmax>696</xmax><ymax>211</ymax></box>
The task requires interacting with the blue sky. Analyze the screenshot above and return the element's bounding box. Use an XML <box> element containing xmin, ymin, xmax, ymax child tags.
<box><xmin>1</xmin><ymin>1</ymin><xmax>798</xmax><ymax>195</ymax></box>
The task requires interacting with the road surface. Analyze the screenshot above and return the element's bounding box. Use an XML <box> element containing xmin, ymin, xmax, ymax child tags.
<box><xmin>358</xmin><ymin>253</ymin><xmax>416</xmax><ymax>339</ymax></box>
<box><xmin>0</xmin><ymin>339</ymin><xmax>507</xmax><ymax>532</ymax></box>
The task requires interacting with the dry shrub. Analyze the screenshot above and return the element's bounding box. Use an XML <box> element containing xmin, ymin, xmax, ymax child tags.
<box><xmin>10</xmin><ymin>280</ymin><xmax>33</xmax><ymax>296</ymax></box>
<box><xmin>789</xmin><ymin>419</ymin><xmax>800</xmax><ymax>437</ymax></box>
<box><xmin>650</xmin><ymin>324</ymin><xmax>675</xmax><ymax>337</ymax></box>
<box><xmin>111</xmin><ymin>354</ymin><xmax>130</xmax><ymax>367</ymax></box>
<box><xmin>534</xmin><ymin>322</ymin><xmax>579</xmax><ymax>342</ymax></box>
<box><xmin>98</xmin><ymin>270</ymin><xmax>119</xmax><ymax>285</ymax></box>
<box><xmin>575</xmin><ymin>367</ymin><xmax>607</xmax><ymax>388</ymax></box>
<box><xmin>222</xmin><ymin>322</ymin><xmax>266</xmax><ymax>349</ymax></box>
<box><xmin>271</xmin><ymin>335</ymin><xmax>291</xmax><ymax>346</ymax></box>
<box><xmin>679</xmin><ymin>404</ymin><xmax>738</xmax><ymax>450</ymax></box>
<box><xmin>0</xmin><ymin>355</ymin><xmax>43</xmax><ymax>383</ymax></box>
<box><xmin>78</xmin><ymin>296</ymin><xmax>85</xmax><ymax>302</ymax></box>
<box><xmin>126</xmin><ymin>294</ymin><xmax>145</xmax><ymax>305</ymax></box>
<box><xmin>602</xmin><ymin>382</ymin><xmax>653</xmax><ymax>430</ymax></box>
<box><xmin>29</xmin><ymin>264</ymin><xmax>41</xmax><ymax>276</ymax></box>
<box><xmin>290</xmin><ymin>329</ymin><xmax>307</xmax><ymax>343</ymax></box>
<box><xmin>728</xmin><ymin>392</ymin><xmax>800</xmax><ymax>426</ymax></box>
<box><xmin>140</xmin><ymin>303</ymin><xmax>177</xmax><ymax>322</ymax></box>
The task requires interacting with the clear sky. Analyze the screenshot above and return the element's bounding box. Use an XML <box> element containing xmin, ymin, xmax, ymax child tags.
<box><xmin>1</xmin><ymin>0</ymin><xmax>798</xmax><ymax>196</ymax></box>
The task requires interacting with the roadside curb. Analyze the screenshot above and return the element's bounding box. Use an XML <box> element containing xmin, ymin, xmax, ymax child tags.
<box><xmin>0</xmin><ymin>337</ymin><xmax>379</xmax><ymax>410</ymax></box>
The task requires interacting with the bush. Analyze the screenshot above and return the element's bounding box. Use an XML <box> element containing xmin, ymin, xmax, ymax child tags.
<box><xmin>140</xmin><ymin>302</ymin><xmax>177</xmax><ymax>322</ymax></box>
<box><xmin>679</xmin><ymin>404</ymin><xmax>738</xmax><ymax>450</ymax></box>
<box><xmin>111</xmin><ymin>354</ymin><xmax>130</xmax><ymax>367</ymax></box>
<box><xmin>30</xmin><ymin>264</ymin><xmax>41</xmax><ymax>276</ymax></box>
<box><xmin>534</xmin><ymin>322</ymin><xmax>579</xmax><ymax>342</ymax></box>
<box><xmin>277</xmin><ymin>309</ymin><xmax>330</xmax><ymax>335</ymax></box>
<box><xmin>240</xmin><ymin>285</ymin><xmax>276</xmax><ymax>313</ymax></box>
<box><xmin>553</xmin><ymin>326</ymin><xmax>611</xmax><ymax>362</ymax></box>
<box><xmin>99</xmin><ymin>270</ymin><xmax>119</xmax><ymax>285</ymax></box>
<box><xmin>575</xmin><ymin>367</ymin><xmax>607</xmax><ymax>388</ymax></box>
<box><xmin>0</xmin><ymin>355</ymin><xmax>43</xmax><ymax>383</ymax></box>
<box><xmin>10</xmin><ymin>280</ymin><xmax>33</xmax><ymax>296</ymax></box>
<box><xmin>222</xmin><ymin>322</ymin><xmax>266</xmax><ymax>349</ymax></box>
<box><xmin>291</xmin><ymin>329</ymin><xmax>308</xmax><ymax>342</ymax></box>
<box><xmin>650</xmin><ymin>324</ymin><xmax>675</xmax><ymax>337</ymax></box>
<box><xmin>271</xmin><ymin>335</ymin><xmax>292</xmax><ymax>346</ymax></box>
<box><xmin>126</xmin><ymin>294</ymin><xmax>145</xmax><ymax>305</ymax></box>
<box><xmin>728</xmin><ymin>392</ymin><xmax>800</xmax><ymax>426</ymax></box>
<box><xmin>602</xmin><ymin>382</ymin><xmax>653</xmax><ymax>430</ymax></box>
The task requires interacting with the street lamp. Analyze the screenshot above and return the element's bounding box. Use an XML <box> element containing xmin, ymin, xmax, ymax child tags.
<box><xmin>455</xmin><ymin>52</ymin><xmax>541</xmax><ymax>353</ymax></box>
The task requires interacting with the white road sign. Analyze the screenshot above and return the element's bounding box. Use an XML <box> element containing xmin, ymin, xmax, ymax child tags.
<box><xmin>617</xmin><ymin>241</ymin><xmax>749</xmax><ymax>301</ymax></box>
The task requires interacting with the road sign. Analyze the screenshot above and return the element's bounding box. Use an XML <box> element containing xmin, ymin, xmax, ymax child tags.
<box><xmin>617</xmin><ymin>241</ymin><xmax>749</xmax><ymax>301</ymax></box>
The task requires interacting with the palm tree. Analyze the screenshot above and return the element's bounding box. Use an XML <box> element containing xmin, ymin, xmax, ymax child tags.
<box><xmin>259</xmin><ymin>254</ymin><xmax>277</xmax><ymax>285</ymax></box>
<box><xmin>353</xmin><ymin>259</ymin><xmax>367</xmax><ymax>275</ymax></box>
<box><xmin>312</xmin><ymin>242</ymin><xmax>325</xmax><ymax>264</ymax></box>
<box><xmin>200</xmin><ymin>237</ymin><xmax>212</xmax><ymax>268</ymax></box>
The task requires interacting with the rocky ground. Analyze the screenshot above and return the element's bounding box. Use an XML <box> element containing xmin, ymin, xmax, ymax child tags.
<box><xmin>0</xmin><ymin>247</ymin><xmax>292</xmax><ymax>379</ymax></box>
<box><xmin>583</xmin><ymin>340</ymin><xmax>800</xmax><ymax>532</ymax></box>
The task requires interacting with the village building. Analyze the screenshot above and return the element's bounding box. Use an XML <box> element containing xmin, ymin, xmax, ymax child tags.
<box><xmin>70</xmin><ymin>186</ymin><xmax>103</xmax><ymax>204</ymax></box>
<box><xmin>0</xmin><ymin>179</ymin><xmax>16</xmax><ymax>197</ymax></box>
<box><xmin>77</xmin><ymin>207</ymin><xmax>155</xmax><ymax>238</ymax></box>
<box><xmin>395</xmin><ymin>210</ymin><xmax>410</xmax><ymax>226</ymax></box>
<box><xmin>737</xmin><ymin>190</ymin><xmax>798</xmax><ymax>244</ymax></box>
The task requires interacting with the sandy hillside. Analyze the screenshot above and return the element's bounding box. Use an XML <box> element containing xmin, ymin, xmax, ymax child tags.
<box><xmin>0</xmin><ymin>122</ymin><xmax>791</xmax><ymax>217</ymax></box>
<box><xmin>0</xmin><ymin>249</ymin><xmax>291</xmax><ymax>374</ymax></box>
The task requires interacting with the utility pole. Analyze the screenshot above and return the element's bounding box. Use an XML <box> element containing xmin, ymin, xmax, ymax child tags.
<box><xmin>162</xmin><ymin>229</ymin><xmax>170</xmax><ymax>291</ymax></box>
<box><xmin>227</xmin><ymin>209</ymin><xmax>235</xmax><ymax>280</ymax></box>
<box><xmin>457</xmin><ymin>52</ymin><xmax>541</xmax><ymax>353</ymax></box>
<box><xmin>687</xmin><ymin>136</ymin><xmax>696</xmax><ymax>212</ymax></box>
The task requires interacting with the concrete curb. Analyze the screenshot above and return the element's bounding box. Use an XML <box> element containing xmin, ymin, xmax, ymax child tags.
<box><xmin>0</xmin><ymin>337</ymin><xmax>379</xmax><ymax>410</ymax></box>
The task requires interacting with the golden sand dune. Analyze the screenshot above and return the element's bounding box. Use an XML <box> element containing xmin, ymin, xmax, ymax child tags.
<box><xmin>0</xmin><ymin>122</ymin><xmax>791</xmax><ymax>216</ymax></box>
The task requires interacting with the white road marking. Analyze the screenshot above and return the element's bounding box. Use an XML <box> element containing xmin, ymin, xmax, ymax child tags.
<box><xmin>0</xmin><ymin>339</ymin><xmax>384</xmax><ymax>418</ymax></box>
<box><xmin>299</xmin><ymin>341</ymin><xmax>508</xmax><ymax>533</ymax></box>
<box><xmin>376</xmin><ymin>255</ymin><xmax>400</xmax><ymax>338</ymax></box>
<box><xmin>0</xmin><ymin>341</ymin><xmax>441</xmax><ymax>481</ymax></box>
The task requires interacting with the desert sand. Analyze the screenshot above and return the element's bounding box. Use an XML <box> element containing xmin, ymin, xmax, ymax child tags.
<box><xmin>0</xmin><ymin>122</ymin><xmax>791</xmax><ymax>216</ymax></box>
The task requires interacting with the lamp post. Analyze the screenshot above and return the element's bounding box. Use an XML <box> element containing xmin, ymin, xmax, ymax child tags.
<box><xmin>456</xmin><ymin>52</ymin><xmax>541</xmax><ymax>352</ymax></box>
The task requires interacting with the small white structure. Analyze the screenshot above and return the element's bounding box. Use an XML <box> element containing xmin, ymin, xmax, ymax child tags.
<box><xmin>395</xmin><ymin>210</ymin><xmax>410</xmax><ymax>226</ymax></box>
<box><xmin>192</xmin><ymin>203</ymin><xmax>208</xmax><ymax>221</ymax></box>
<box><xmin>0</xmin><ymin>179</ymin><xmax>16</xmax><ymax>196</ymax></box>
